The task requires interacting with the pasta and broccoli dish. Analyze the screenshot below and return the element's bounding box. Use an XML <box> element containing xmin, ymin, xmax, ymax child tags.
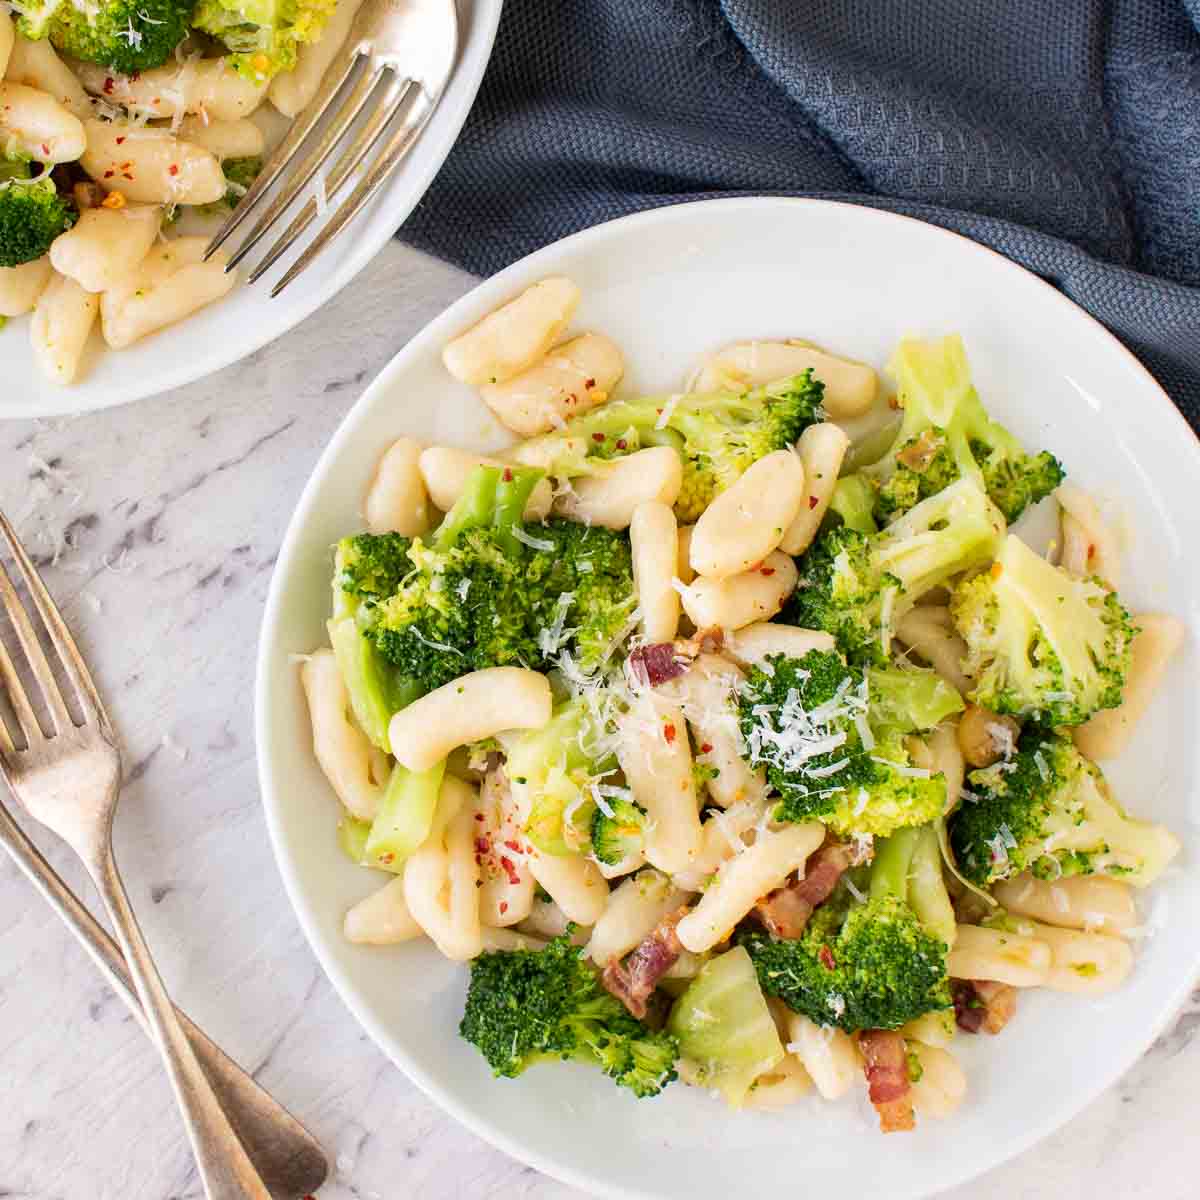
<box><xmin>298</xmin><ymin>276</ymin><xmax>1184</xmax><ymax>1132</ymax></box>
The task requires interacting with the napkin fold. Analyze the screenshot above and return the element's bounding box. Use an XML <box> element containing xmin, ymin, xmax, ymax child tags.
<box><xmin>400</xmin><ymin>0</ymin><xmax>1200</xmax><ymax>430</ymax></box>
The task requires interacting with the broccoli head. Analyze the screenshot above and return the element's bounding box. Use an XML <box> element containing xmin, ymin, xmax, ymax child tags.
<box><xmin>949</xmin><ymin>730</ymin><xmax>1180</xmax><ymax>888</ymax></box>
<box><xmin>591</xmin><ymin>795</ymin><xmax>648</xmax><ymax>866</ymax></box>
<box><xmin>951</xmin><ymin>533</ymin><xmax>1135</xmax><ymax>726</ymax></box>
<box><xmin>18</xmin><ymin>0</ymin><xmax>192</xmax><ymax>72</ymax></box>
<box><xmin>0</xmin><ymin>167</ymin><xmax>75</xmax><ymax>269</ymax></box>
<box><xmin>192</xmin><ymin>0</ymin><xmax>337</xmax><ymax>80</ymax></box>
<box><xmin>460</xmin><ymin>933</ymin><xmax>679</xmax><ymax>1098</ymax></box>
<box><xmin>825</xmin><ymin>473</ymin><xmax>879</xmax><ymax>535</ymax></box>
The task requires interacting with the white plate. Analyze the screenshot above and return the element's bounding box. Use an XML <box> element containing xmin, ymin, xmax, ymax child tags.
<box><xmin>0</xmin><ymin>0</ymin><xmax>501</xmax><ymax>420</ymax></box>
<box><xmin>256</xmin><ymin>198</ymin><xmax>1200</xmax><ymax>1200</ymax></box>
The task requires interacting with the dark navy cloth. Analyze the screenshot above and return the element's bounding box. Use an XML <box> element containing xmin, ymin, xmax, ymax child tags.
<box><xmin>399</xmin><ymin>1</ymin><xmax>1200</xmax><ymax>431</ymax></box>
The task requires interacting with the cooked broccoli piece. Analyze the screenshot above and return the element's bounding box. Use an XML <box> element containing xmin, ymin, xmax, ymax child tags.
<box><xmin>866</xmin><ymin>335</ymin><xmax>1064</xmax><ymax>523</ymax></box>
<box><xmin>740</xmin><ymin>824</ymin><xmax>953</xmax><ymax>1032</ymax></box>
<box><xmin>192</xmin><ymin>0</ymin><xmax>337</xmax><ymax>80</ymax></box>
<box><xmin>363</xmin><ymin>760</ymin><xmax>447</xmax><ymax>869</ymax></box>
<box><xmin>951</xmin><ymin>533</ymin><xmax>1135</xmax><ymax>726</ymax></box>
<box><xmin>737</xmin><ymin>650</ymin><xmax>950</xmax><ymax>838</ymax></box>
<box><xmin>200</xmin><ymin>156</ymin><xmax>262</xmax><ymax>214</ymax></box>
<box><xmin>949</xmin><ymin>730</ymin><xmax>1180</xmax><ymax>888</ymax></box>
<box><xmin>459</xmin><ymin>933</ymin><xmax>678</xmax><ymax>1098</ymax></box>
<box><xmin>590</xmin><ymin>796</ymin><xmax>648</xmax><ymax>866</ymax></box>
<box><xmin>825</xmin><ymin>474</ymin><xmax>878</xmax><ymax>535</ymax></box>
<box><xmin>0</xmin><ymin>164</ymin><xmax>75</xmax><ymax>269</ymax></box>
<box><xmin>520</xmin><ymin>374</ymin><xmax>824</xmax><ymax>523</ymax></box>
<box><xmin>788</xmin><ymin>477</ymin><xmax>1005</xmax><ymax>665</ymax></box>
<box><xmin>18</xmin><ymin>0</ymin><xmax>192</xmax><ymax>72</ymax></box>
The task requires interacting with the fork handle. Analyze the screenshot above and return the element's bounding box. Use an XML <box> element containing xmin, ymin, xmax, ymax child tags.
<box><xmin>0</xmin><ymin>810</ymin><xmax>326</xmax><ymax>1198</ymax></box>
<box><xmin>88</xmin><ymin>850</ymin><xmax>278</xmax><ymax>1200</ymax></box>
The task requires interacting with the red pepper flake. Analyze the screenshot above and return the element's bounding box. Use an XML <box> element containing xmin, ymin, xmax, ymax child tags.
<box><xmin>119</xmin><ymin>161</ymin><xmax>132</xmax><ymax>170</ymax></box>
<box><xmin>474</xmin><ymin>854</ymin><xmax>482</xmax><ymax>865</ymax></box>
<box><xmin>122</xmin><ymin>173</ymin><xmax>134</xmax><ymax>180</ymax></box>
<box><xmin>759</xmin><ymin>566</ymin><xmax>776</xmax><ymax>577</ymax></box>
<box><xmin>700</xmin><ymin>742</ymin><xmax>713</xmax><ymax>754</ymax></box>
<box><xmin>103</xmin><ymin>76</ymin><xmax>114</xmax><ymax>94</ymax></box>
<box><xmin>103</xmin><ymin>169</ymin><xmax>115</xmax><ymax>179</ymax></box>
<box><xmin>808</xmin><ymin>495</ymin><xmax>819</xmax><ymax>509</ymax></box>
<box><xmin>504</xmin><ymin>839</ymin><xmax>522</xmax><ymax>853</ymax></box>
<box><xmin>115</xmin><ymin>135</ymin><xmax>126</xmax><ymax>145</ymax></box>
<box><xmin>379</xmin><ymin>851</ymin><xmax>395</xmax><ymax>865</ymax></box>
<box><xmin>473</xmin><ymin>812</ymin><xmax>484</xmax><ymax>821</ymax></box>
<box><xmin>584</xmin><ymin>377</ymin><xmax>596</xmax><ymax>389</ymax></box>
<box><xmin>168</xmin><ymin>164</ymin><xmax>179</xmax><ymax>176</ymax></box>
<box><xmin>663</xmin><ymin>723</ymin><xmax>677</xmax><ymax>744</ymax></box>
<box><xmin>474</xmin><ymin>837</ymin><xmax>490</xmax><ymax>855</ymax></box>
<box><xmin>615</xmin><ymin>439</ymin><xmax>627</xmax><ymax>450</ymax></box>
<box><xmin>499</xmin><ymin>901</ymin><xmax>508</xmax><ymax>914</ymax></box>
<box><xmin>502</xmin><ymin>467</ymin><xmax>513</xmax><ymax>482</ymax></box>
<box><xmin>591</xmin><ymin>432</ymin><xmax>606</xmax><ymax>442</ymax></box>
<box><xmin>819</xmin><ymin>945</ymin><xmax>836</xmax><ymax>971</ymax></box>
<box><xmin>40</xmin><ymin>142</ymin><xmax>49</xmax><ymax>156</ymax></box>
<box><xmin>499</xmin><ymin>856</ymin><xmax>520</xmax><ymax>886</ymax></box>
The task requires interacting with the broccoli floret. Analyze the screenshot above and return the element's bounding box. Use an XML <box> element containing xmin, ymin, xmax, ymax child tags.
<box><xmin>949</xmin><ymin>730</ymin><xmax>1180</xmax><ymax>888</ymax></box>
<box><xmin>866</xmin><ymin>335</ymin><xmax>1064</xmax><ymax>523</ymax></box>
<box><xmin>825</xmin><ymin>474</ymin><xmax>879</xmax><ymax>535</ymax></box>
<box><xmin>199</xmin><ymin>156</ymin><xmax>262</xmax><ymax>214</ymax></box>
<box><xmin>18</xmin><ymin>0</ymin><xmax>191</xmax><ymax>72</ymax></box>
<box><xmin>520</xmin><ymin>374</ymin><xmax>824</xmax><ymax>523</ymax></box>
<box><xmin>335</xmin><ymin>531</ymin><xmax>412</xmax><ymax>610</ymax></box>
<box><xmin>740</xmin><ymin>825</ymin><xmax>952</xmax><ymax>1032</ymax></box>
<box><xmin>192</xmin><ymin>0</ymin><xmax>337</xmax><ymax>80</ymax></box>
<box><xmin>0</xmin><ymin>167</ymin><xmax>75</xmax><ymax>269</ymax></box>
<box><xmin>590</xmin><ymin>796</ymin><xmax>648</xmax><ymax>866</ymax></box>
<box><xmin>460</xmin><ymin>933</ymin><xmax>678</xmax><ymax>1098</ymax></box>
<box><xmin>788</xmin><ymin>478</ymin><xmax>1005</xmax><ymax>665</ymax></box>
<box><xmin>951</xmin><ymin>533</ymin><xmax>1135</xmax><ymax>726</ymax></box>
<box><xmin>737</xmin><ymin>651</ymin><xmax>950</xmax><ymax>839</ymax></box>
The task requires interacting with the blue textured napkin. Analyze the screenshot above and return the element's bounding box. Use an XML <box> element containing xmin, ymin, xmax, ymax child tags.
<box><xmin>399</xmin><ymin>0</ymin><xmax>1200</xmax><ymax>431</ymax></box>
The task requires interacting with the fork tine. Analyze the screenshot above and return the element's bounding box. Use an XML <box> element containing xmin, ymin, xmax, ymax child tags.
<box><xmin>225</xmin><ymin>67</ymin><xmax>385</xmax><ymax>272</ymax></box>
<box><xmin>270</xmin><ymin>90</ymin><xmax>436</xmax><ymax>298</ymax></box>
<box><xmin>0</xmin><ymin>560</ymin><xmax>72</xmax><ymax>734</ymax></box>
<box><xmin>0</xmin><ymin>635</ymin><xmax>42</xmax><ymax>746</ymax></box>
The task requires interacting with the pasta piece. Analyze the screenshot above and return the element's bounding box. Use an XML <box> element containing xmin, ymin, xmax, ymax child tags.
<box><xmin>679</xmin><ymin>551</ymin><xmax>798</xmax><ymax>631</ymax></box>
<box><xmin>364</xmin><ymin>437</ymin><xmax>431</xmax><ymax>536</ymax></box>
<box><xmin>908</xmin><ymin>1043</ymin><xmax>967</xmax><ymax>1119</ymax></box>
<box><xmin>900</xmin><ymin>1011</ymin><xmax>956</xmax><ymax>1050</ymax></box>
<box><xmin>0</xmin><ymin>255</ymin><xmax>52</xmax><ymax>317</ymax></box>
<box><xmin>526</xmin><ymin>851</ymin><xmax>608</xmax><ymax>927</ymax></box>
<box><xmin>1074</xmin><ymin>613</ymin><xmax>1185</xmax><ymax>761</ymax></box>
<box><xmin>946</xmin><ymin>923</ymin><xmax>1051</xmax><ymax>988</ymax></box>
<box><xmin>893</xmin><ymin>605</ymin><xmax>972</xmax><ymax>695</ymax></box>
<box><xmin>30</xmin><ymin>273</ymin><xmax>97</xmax><ymax>385</ymax></box>
<box><xmin>388</xmin><ymin>667</ymin><xmax>552</xmax><ymax>773</ymax></box>
<box><xmin>71</xmin><ymin>58</ymin><xmax>268</xmax><ymax>120</ymax></box>
<box><xmin>689</xmin><ymin>449</ymin><xmax>806</xmax><ymax>579</ymax></box>
<box><xmin>0</xmin><ymin>81</ymin><xmax>85</xmax><ymax>162</ymax></box>
<box><xmin>671</xmin><ymin>797</ymin><xmax>769</xmax><ymax>892</ymax></box>
<box><xmin>417</xmin><ymin>445</ymin><xmax>552</xmax><ymax>520</ymax></box>
<box><xmin>586</xmin><ymin>869</ymin><xmax>689</xmax><ymax>967</ymax></box>
<box><xmin>5</xmin><ymin>37</ymin><xmax>92</xmax><ymax>118</ymax></box>
<box><xmin>171</xmin><ymin>115</ymin><xmax>265</xmax><ymax>160</ymax></box>
<box><xmin>630</xmin><ymin>500</ymin><xmax>680</xmax><ymax>643</ymax></box>
<box><xmin>100</xmin><ymin>237</ymin><xmax>236</xmax><ymax>349</ymax></box>
<box><xmin>49</xmin><ymin>204</ymin><xmax>161</xmax><ymax>294</ymax></box>
<box><xmin>343</xmin><ymin>876</ymin><xmax>424</xmax><ymax>945</ymax></box>
<box><xmin>516</xmin><ymin>896</ymin><xmax>577</xmax><ymax>941</ymax></box>
<box><xmin>785</xmin><ymin>1010</ymin><xmax>860</xmax><ymax>1101</ymax></box>
<box><xmin>1024</xmin><ymin>921</ymin><xmax>1134</xmax><ymax>995</ymax></box>
<box><xmin>779</xmin><ymin>422</ymin><xmax>851</xmax><ymax>555</ymax></box>
<box><xmin>991</xmin><ymin>873</ymin><xmax>1136</xmax><ymax>936</ymax></box>
<box><xmin>722</xmin><ymin>621</ymin><xmax>836</xmax><ymax>666</ymax></box>
<box><xmin>443</xmin><ymin>277</ymin><xmax>581</xmax><ymax>386</ymax></box>
<box><xmin>675</xmin><ymin>524</ymin><xmax>696</xmax><ymax>585</ymax></box>
<box><xmin>676</xmin><ymin>821</ymin><xmax>824</xmax><ymax>954</ymax></box>
<box><xmin>299</xmin><ymin>649</ymin><xmax>385</xmax><ymax>820</ymax></box>
<box><xmin>742</xmin><ymin>1054</ymin><xmax>812</xmax><ymax>1111</ymax></box>
<box><xmin>480</xmin><ymin>926</ymin><xmax>547</xmax><ymax>953</ymax></box>
<box><xmin>553</xmin><ymin>446</ymin><xmax>682</xmax><ymax>530</ymax></box>
<box><xmin>907</xmin><ymin>719</ymin><xmax>963</xmax><ymax>812</ymax></box>
<box><xmin>476</xmin><ymin>768</ymin><xmax>535</xmax><ymax>928</ymax></box>
<box><xmin>0</xmin><ymin>10</ymin><xmax>13</xmax><ymax>79</ymax></box>
<box><xmin>955</xmin><ymin>703</ymin><xmax>1020</xmax><ymax>769</ymax></box>
<box><xmin>81</xmin><ymin>120</ymin><xmax>226</xmax><ymax>206</ymax></box>
<box><xmin>1057</xmin><ymin>483</ymin><xmax>1121</xmax><ymax>587</ymax></box>
<box><xmin>480</xmin><ymin>332</ymin><xmax>624</xmax><ymax>436</ymax></box>
<box><xmin>268</xmin><ymin>0</ymin><xmax>366</xmax><ymax>115</ymax></box>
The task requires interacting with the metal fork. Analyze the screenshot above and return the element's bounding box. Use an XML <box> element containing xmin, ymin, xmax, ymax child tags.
<box><xmin>0</xmin><ymin>513</ymin><xmax>275</xmax><ymax>1200</ymax></box>
<box><xmin>205</xmin><ymin>0</ymin><xmax>458</xmax><ymax>298</ymax></box>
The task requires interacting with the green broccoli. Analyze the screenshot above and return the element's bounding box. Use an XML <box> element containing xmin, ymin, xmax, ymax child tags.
<box><xmin>951</xmin><ymin>533</ymin><xmax>1135</xmax><ymax>726</ymax></box>
<box><xmin>949</xmin><ymin>730</ymin><xmax>1180</xmax><ymax>888</ymax></box>
<box><xmin>737</xmin><ymin>651</ymin><xmax>955</xmax><ymax>839</ymax></box>
<box><xmin>192</xmin><ymin>0</ymin><xmax>337</xmax><ymax>80</ymax></box>
<box><xmin>788</xmin><ymin>477</ymin><xmax>1005</xmax><ymax>665</ymax></box>
<box><xmin>825</xmin><ymin>474</ymin><xmax>879</xmax><ymax>535</ymax></box>
<box><xmin>740</xmin><ymin>824</ymin><xmax>953</xmax><ymax>1032</ymax></box>
<box><xmin>518</xmin><ymin>374</ymin><xmax>824</xmax><ymax>522</ymax></box>
<box><xmin>0</xmin><ymin>164</ymin><xmax>75</xmax><ymax>269</ymax></box>
<box><xmin>459</xmin><ymin>933</ymin><xmax>679</xmax><ymax>1098</ymax></box>
<box><xmin>590</xmin><ymin>795</ymin><xmax>648</xmax><ymax>866</ymax></box>
<box><xmin>18</xmin><ymin>0</ymin><xmax>192</xmax><ymax>72</ymax></box>
<box><xmin>199</xmin><ymin>156</ymin><xmax>263</xmax><ymax>214</ymax></box>
<box><xmin>866</xmin><ymin>335</ymin><xmax>1064</xmax><ymax>523</ymax></box>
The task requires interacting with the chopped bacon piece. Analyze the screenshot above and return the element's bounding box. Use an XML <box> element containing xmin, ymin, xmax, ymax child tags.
<box><xmin>672</xmin><ymin>626</ymin><xmax>724</xmax><ymax>661</ymax></box>
<box><xmin>752</xmin><ymin>841</ymin><xmax>855</xmax><ymax>939</ymax></box>
<box><xmin>628</xmin><ymin>642</ymin><xmax>686</xmax><ymax>687</ymax></box>
<box><xmin>818</xmin><ymin>944</ymin><xmax>836</xmax><ymax>971</ymax></box>
<box><xmin>601</xmin><ymin>907</ymin><xmax>687</xmax><ymax>1018</ymax></box>
<box><xmin>952</xmin><ymin>978</ymin><xmax>1017</xmax><ymax>1034</ymax></box>
<box><xmin>896</xmin><ymin>428</ymin><xmax>945</xmax><ymax>472</ymax></box>
<box><xmin>859</xmin><ymin>1029</ymin><xmax>915</xmax><ymax>1132</ymax></box>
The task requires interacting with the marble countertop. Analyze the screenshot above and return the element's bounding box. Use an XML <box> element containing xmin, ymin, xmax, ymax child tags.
<box><xmin>1</xmin><ymin>241</ymin><xmax>1197</xmax><ymax>1200</ymax></box>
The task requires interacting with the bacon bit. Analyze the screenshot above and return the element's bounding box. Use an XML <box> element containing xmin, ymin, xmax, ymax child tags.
<box><xmin>808</xmin><ymin>495</ymin><xmax>819</xmax><ymax>509</ymax></box>
<box><xmin>818</xmin><ymin>944</ymin><xmax>836</xmax><ymax>971</ymax></box>
<box><xmin>663</xmin><ymin>723</ymin><xmax>677</xmax><ymax>744</ymax></box>
<box><xmin>115</xmin><ymin>135</ymin><xmax>126</xmax><ymax>145</ymax></box>
<box><xmin>628</xmin><ymin>642</ymin><xmax>687</xmax><ymax>687</ymax></box>
<box><xmin>699</xmin><ymin>742</ymin><xmax>713</xmax><ymax>754</ymax></box>
<box><xmin>953</xmin><ymin>979</ymin><xmax>1017</xmax><ymax>1034</ymax></box>
<box><xmin>859</xmin><ymin>1030</ymin><xmax>915</xmax><ymax>1132</ymax></box>
<box><xmin>499</xmin><ymin>856</ymin><xmax>520</xmax><ymax>886</ymax></box>
<box><xmin>591</xmin><ymin>432</ymin><xmax>606</xmax><ymax>442</ymax></box>
<box><xmin>501</xmin><ymin>467</ymin><xmax>513</xmax><ymax>482</ymax></box>
<box><xmin>897</xmin><ymin>428</ymin><xmax>944</xmax><ymax>472</ymax></box>
<box><xmin>990</xmin><ymin>562</ymin><xmax>1003</xmax><ymax>580</ymax></box>
<box><xmin>602</xmin><ymin>906</ymin><xmax>686</xmax><ymax>1017</ymax></box>
<box><xmin>499</xmin><ymin>901</ymin><xmax>508</xmax><ymax>914</ymax></box>
<box><xmin>673</xmin><ymin>626</ymin><xmax>724</xmax><ymax>659</ymax></box>
<box><xmin>585</xmin><ymin>377</ymin><xmax>596</xmax><ymax>388</ymax></box>
<box><xmin>101</xmin><ymin>190</ymin><xmax>126</xmax><ymax>210</ymax></box>
<box><xmin>130</xmin><ymin>70</ymin><xmax>141</xmax><ymax>82</ymax></box>
<box><xmin>759</xmin><ymin>566</ymin><xmax>776</xmax><ymax>576</ymax></box>
<box><xmin>168</xmin><ymin>164</ymin><xmax>179</xmax><ymax>176</ymax></box>
<box><xmin>103</xmin><ymin>76</ymin><xmax>115</xmax><ymax>94</ymax></box>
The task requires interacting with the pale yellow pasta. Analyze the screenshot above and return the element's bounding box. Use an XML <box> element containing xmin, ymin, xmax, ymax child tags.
<box><xmin>901</xmin><ymin>1010</ymin><xmax>956</xmax><ymax>1049</ymax></box>
<box><xmin>299</xmin><ymin>649</ymin><xmax>384</xmax><ymax>820</ymax></box>
<box><xmin>516</xmin><ymin>896</ymin><xmax>578</xmax><ymax>940</ymax></box>
<box><xmin>780</xmin><ymin>422</ymin><xmax>851</xmax><ymax>555</ymax></box>
<box><xmin>476</xmin><ymin>768</ymin><xmax>534</xmax><ymax>928</ymax></box>
<box><xmin>0</xmin><ymin>255</ymin><xmax>52</xmax><ymax>317</ymax></box>
<box><xmin>677</xmin><ymin>821</ymin><xmax>825</xmax><ymax>954</ymax></box>
<box><xmin>676</xmin><ymin>524</ymin><xmax>696</xmax><ymax>585</ymax></box>
<box><xmin>658</xmin><ymin>653</ymin><xmax>766</xmax><ymax>809</ymax></box>
<box><xmin>1057</xmin><ymin>482</ymin><xmax>1121</xmax><ymax>586</ymax></box>
<box><xmin>100</xmin><ymin>237</ymin><xmax>236</xmax><ymax>349</ymax></box>
<box><xmin>343</xmin><ymin>876</ymin><xmax>424</xmax><ymax>945</ymax></box>
<box><xmin>585</xmin><ymin>869</ymin><xmax>689</xmax><ymax>966</ymax></box>
<box><xmin>506</xmin><ymin>433</ymin><xmax>590</xmax><ymax>474</ymax></box>
<box><xmin>616</xmin><ymin>693</ymin><xmax>703</xmax><ymax>874</ymax></box>
<box><xmin>0</xmin><ymin>10</ymin><xmax>13</xmax><ymax>78</ymax></box>
<box><xmin>671</xmin><ymin>797</ymin><xmax>769</xmax><ymax>892</ymax></box>
<box><xmin>1074</xmin><ymin>613</ymin><xmax>1185</xmax><ymax>761</ymax></box>
<box><xmin>679</xmin><ymin>551</ymin><xmax>797</xmax><ymax>631</ymax></box>
<box><xmin>0</xmin><ymin>81</ymin><xmax>85</xmax><ymax>162</ymax></box>
<box><xmin>554</xmin><ymin>446</ymin><xmax>682</xmax><ymax>529</ymax></box>
<box><xmin>664</xmin><ymin>949</ymin><xmax>706</xmax><ymax>980</ymax></box>
<box><xmin>722</xmin><ymin>621</ymin><xmax>836</xmax><ymax>667</ymax></box>
<box><xmin>417</xmin><ymin>445</ymin><xmax>553</xmax><ymax>520</ymax></box>
<box><xmin>30</xmin><ymin>273</ymin><xmax>97</xmax><ymax>385</ymax></box>
<box><xmin>171</xmin><ymin>115</ymin><xmax>265</xmax><ymax>160</ymax></box>
<box><xmin>785</xmin><ymin>1011</ymin><xmax>860</xmax><ymax>1101</ymax></box>
<box><xmin>49</xmin><ymin>204</ymin><xmax>161</xmax><ymax>294</ymax></box>
<box><xmin>443</xmin><ymin>277</ymin><xmax>581</xmax><ymax>386</ymax></box>
<box><xmin>893</xmin><ymin>605</ymin><xmax>972</xmax><ymax>695</ymax></box>
<box><xmin>388</xmin><ymin>667</ymin><xmax>552</xmax><ymax>772</ymax></box>
<box><xmin>991</xmin><ymin>873</ymin><xmax>1136</xmax><ymax>936</ymax></box>
<box><xmin>908</xmin><ymin>1043</ymin><xmax>967</xmax><ymax>1119</ymax></box>
<box><xmin>526</xmin><ymin>852</ymin><xmax>608</xmax><ymax>926</ymax></box>
<box><xmin>1025</xmin><ymin>920</ymin><xmax>1134</xmax><ymax>995</ymax></box>
<box><xmin>908</xmin><ymin>719</ymin><xmax>964</xmax><ymax>812</ymax></box>
<box><xmin>480</xmin><ymin>332</ymin><xmax>624</xmax><ymax>436</ymax></box>
<box><xmin>742</xmin><ymin>1054</ymin><xmax>812</xmax><ymax>1111</ymax></box>
<box><xmin>268</xmin><ymin>0</ymin><xmax>365</xmax><ymax>115</ymax></box>
<box><xmin>630</xmin><ymin>500</ymin><xmax>680</xmax><ymax>643</ymax></box>
<box><xmin>480</xmin><ymin>926</ymin><xmax>547</xmax><ymax>952</ymax></box>
<box><xmin>81</xmin><ymin>120</ymin><xmax>225</xmax><ymax>205</ymax></box>
<box><xmin>947</xmin><ymin>923</ymin><xmax>1051</xmax><ymax>987</ymax></box>
<box><xmin>690</xmin><ymin>450</ymin><xmax>806</xmax><ymax>579</ymax></box>
<box><xmin>5</xmin><ymin>37</ymin><xmax>92</xmax><ymax>118</ymax></box>
<box><xmin>364</xmin><ymin>437</ymin><xmax>430</xmax><ymax>536</ymax></box>
<box><xmin>71</xmin><ymin>57</ymin><xmax>268</xmax><ymax>120</ymax></box>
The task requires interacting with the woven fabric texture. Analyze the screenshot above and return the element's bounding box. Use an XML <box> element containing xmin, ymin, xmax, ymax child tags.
<box><xmin>399</xmin><ymin>0</ymin><xmax>1200</xmax><ymax>430</ymax></box>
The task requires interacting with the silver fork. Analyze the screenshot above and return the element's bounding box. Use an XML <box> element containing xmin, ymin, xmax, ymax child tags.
<box><xmin>205</xmin><ymin>0</ymin><xmax>458</xmax><ymax>298</ymax></box>
<box><xmin>0</xmin><ymin>513</ymin><xmax>275</xmax><ymax>1200</ymax></box>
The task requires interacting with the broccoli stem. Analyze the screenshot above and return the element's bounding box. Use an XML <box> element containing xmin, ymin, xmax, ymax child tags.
<box><xmin>434</xmin><ymin>466</ymin><xmax>500</xmax><ymax>550</ymax></box>
<box><xmin>492</xmin><ymin>466</ymin><xmax>546</xmax><ymax>555</ymax></box>
<box><xmin>828</xmin><ymin>475</ymin><xmax>879</xmax><ymax>534</ymax></box>
<box><xmin>363</xmin><ymin>760</ymin><xmax>447</xmax><ymax>867</ymax></box>
<box><xmin>908</xmin><ymin>824</ymin><xmax>956</xmax><ymax>945</ymax></box>
<box><xmin>869</xmin><ymin>826</ymin><xmax>920</xmax><ymax>901</ymax></box>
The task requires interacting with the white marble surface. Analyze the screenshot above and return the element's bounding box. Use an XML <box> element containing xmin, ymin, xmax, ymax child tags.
<box><xmin>0</xmin><ymin>240</ymin><xmax>1197</xmax><ymax>1200</ymax></box>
